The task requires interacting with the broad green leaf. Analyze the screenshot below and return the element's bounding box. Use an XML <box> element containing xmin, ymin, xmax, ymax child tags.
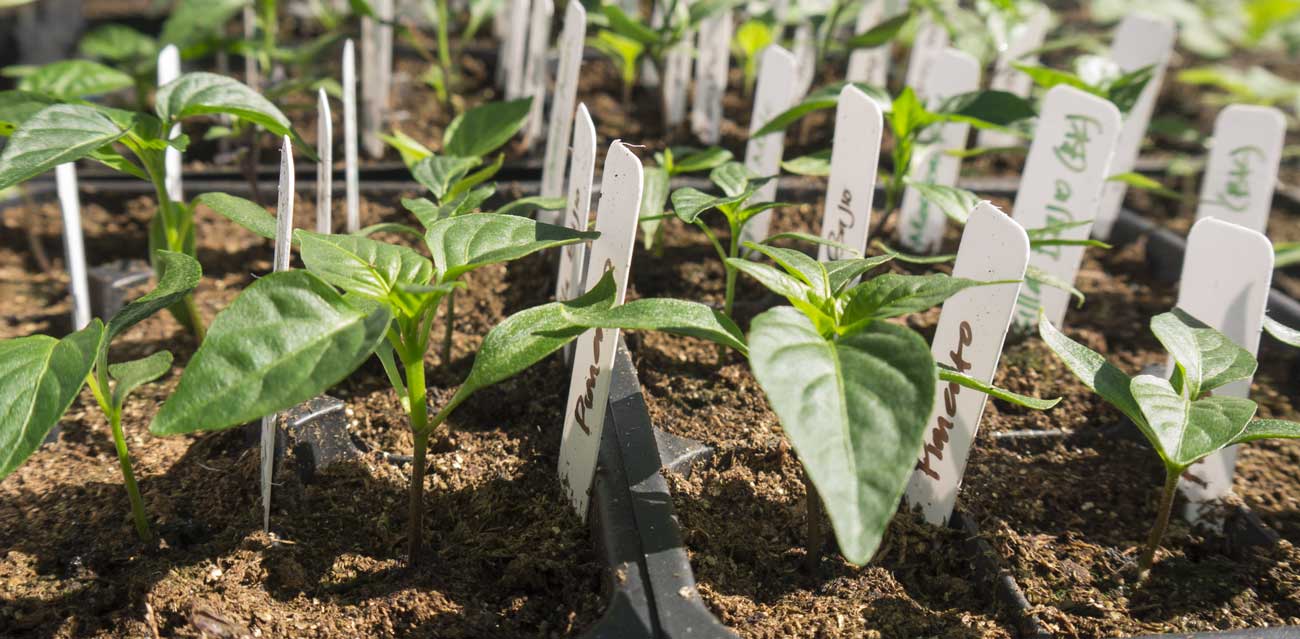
<box><xmin>155</xmin><ymin>72</ymin><xmax>291</xmax><ymax>136</ymax></box>
<box><xmin>297</xmin><ymin>230</ymin><xmax>433</xmax><ymax>302</ymax></box>
<box><xmin>402</xmin><ymin>197</ymin><xmax>440</xmax><ymax>226</ymax></box>
<box><xmin>754</xmin><ymin>82</ymin><xmax>892</xmax><ymax>137</ymax></box>
<box><xmin>443</xmin><ymin>184</ymin><xmax>496</xmax><ymax>217</ymax></box>
<box><xmin>781</xmin><ymin>150</ymin><xmax>831</xmax><ymax>176</ymax></box>
<box><xmin>562</xmin><ymin>297</ymin><xmax>749</xmax><ymax>356</ymax></box>
<box><xmin>150</xmin><ymin>271</ymin><xmax>391</xmax><ymax>435</ymax></box>
<box><xmin>0</xmin><ymin>104</ymin><xmax>128</xmax><ymax>190</ymax></box>
<box><xmin>443</xmin><ymin>98</ymin><xmax>531</xmax><ymax>158</ymax></box>
<box><xmin>412</xmin><ymin>154</ymin><xmax>480</xmax><ymax>199</ymax></box>
<box><xmin>939</xmin><ymin>368</ymin><xmax>1060</xmax><ymax>409</ymax></box>
<box><xmin>737</xmin><ymin>200</ymin><xmax>792</xmax><ymax>224</ymax></box>
<box><xmin>88</xmin><ymin>145</ymin><xmax>148</xmax><ymax>180</ymax></box>
<box><xmin>0</xmin><ymin>321</ymin><xmax>102</xmax><ymax>478</ymax></box>
<box><xmin>443</xmin><ymin>271</ymin><xmax>619</xmax><ymax>423</ymax></box>
<box><xmin>446</xmin><ymin>153</ymin><xmax>504</xmax><ymax>200</ymax></box>
<box><xmin>426</xmin><ymin>213</ymin><xmax>598</xmax><ymax>281</ymax></box>
<box><xmin>0</xmin><ymin>90</ymin><xmax>58</xmax><ymax>135</ymax></box>
<box><xmin>1039</xmin><ymin>312</ymin><xmax>1145</xmax><ymax>427</ymax></box>
<box><xmin>1230</xmin><ymin>418</ymin><xmax>1300</xmax><ymax>446</ymax></box>
<box><xmin>671</xmin><ymin>187</ymin><xmax>736</xmax><ymax>223</ymax></box>
<box><xmin>905</xmin><ymin>181</ymin><xmax>981</xmax><ymax>225</ymax></box>
<box><xmin>494</xmin><ymin>195</ymin><xmax>567</xmax><ymax>217</ymax></box>
<box><xmin>1105</xmin><ymin>65</ymin><xmax>1155</xmax><ymax>113</ymax></box>
<box><xmin>826</xmin><ymin>256</ymin><xmax>895</xmax><ymax>294</ymax></box>
<box><xmin>749</xmin><ymin>307</ymin><xmax>934</xmax><ymax>564</ymax></box>
<box><xmin>601</xmin><ymin>4</ymin><xmax>660</xmax><ymax>45</ymax></box>
<box><xmin>743</xmin><ymin>242</ymin><xmax>828</xmax><ymax>299</ymax></box>
<box><xmin>18</xmin><ymin>60</ymin><xmax>134</xmax><ymax>99</ymax></box>
<box><xmin>194</xmin><ymin>192</ymin><xmax>277</xmax><ymax>240</ymax></box>
<box><xmin>161</xmin><ymin>0</ymin><xmax>250</xmax><ymax>48</ymax></box>
<box><xmin>389</xmin><ymin>281</ymin><xmax>461</xmax><ymax>318</ymax></box>
<box><xmin>844</xmin><ymin>10</ymin><xmax>911</xmax><ymax>47</ymax></box>
<box><xmin>640</xmin><ymin>166</ymin><xmax>670</xmax><ymax>250</ymax></box>
<box><xmin>710</xmin><ymin>161</ymin><xmax>751</xmax><ymax>197</ymax></box>
<box><xmin>1150</xmin><ymin>309</ymin><xmax>1256</xmax><ymax>399</ymax></box>
<box><xmin>936</xmin><ymin>90</ymin><xmax>1037</xmax><ymax>131</ymax></box>
<box><xmin>381</xmin><ymin>130</ymin><xmax>434</xmax><ymax>167</ymax></box>
<box><xmin>726</xmin><ymin>258</ymin><xmax>814</xmax><ymax>305</ymax></box>
<box><xmin>1130</xmin><ymin>374</ymin><xmax>1258</xmax><ymax>469</ymax></box>
<box><xmin>108</xmin><ymin>350</ymin><xmax>173</xmax><ymax>408</ymax></box>
<box><xmin>841</xmin><ymin>274</ymin><xmax>990</xmax><ymax>329</ymax></box>
<box><xmin>673</xmin><ymin>147</ymin><xmax>733</xmax><ymax>174</ymax></box>
<box><xmin>80</xmin><ymin>24</ymin><xmax>157</xmax><ymax>63</ymax></box>
<box><xmin>1107</xmin><ymin>172</ymin><xmax>1181</xmax><ymax>200</ymax></box>
<box><xmin>107</xmin><ymin>250</ymin><xmax>202</xmax><ymax>339</ymax></box>
<box><xmin>1264</xmin><ymin>316</ymin><xmax>1300</xmax><ymax>347</ymax></box>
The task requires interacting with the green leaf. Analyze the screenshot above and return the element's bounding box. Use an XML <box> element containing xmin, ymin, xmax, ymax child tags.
<box><xmin>80</xmin><ymin>24</ymin><xmax>158</xmax><ymax>63</ymax></box>
<box><xmin>1130</xmin><ymin>374</ymin><xmax>1258</xmax><ymax>469</ymax></box>
<box><xmin>109</xmin><ymin>350</ymin><xmax>173</xmax><ymax>408</ymax></box>
<box><xmin>388</xmin><ymin>281</ymin><xmax>461</xmax><ymax>318</ymax></box>
<box><xmin>905</xmin><ymin>181</ymin><xmax>981</xmax><ymax>225</ymax></box>
<box><xmin>1230</xmin><ymin>418</ymin><xmax>1300</xmax><ymax>446</ymax></box>
<box><xmin>494</xmin><ymin>195</ymin><xmax>567</xmax><ymax>217</ymax></box>
<box><xmin>412</xmin><ymin>154</ymin><xmax>480</xmax><ymax>200</ymax></box>
<box><xmin>1107</xmin><ymin>172</ymin><xmax>1181</xmax><ymax>200</ymax></box>
<box><xmin>107</xmin><ymin>250</ymin><xmax>202</xmax><ymax>339</ymax></box>
<box><xmin>443</xmin><ymin>98</ymin><xmax>532</xmax><ymax>158</ymax></box>
<box><xmin>639</xmin><ymin>166</ymin><xmax>670</xmax><ymax>250</ymax></box>
<box><xmin>671</xmin><ymin>187</ymin><xmax>736</xmax><ymax>223</ymax></box>
<box><xmin>0</xmin><ymin>104</ymin><xmax>128</xmax><ymax>190</ymax></box>
<box><xmin>726</xmin><ymin>258</ymin><xmax>815</xmax><ymax>306</ymax></box>
<box><xmin>88</xmin><ymin>145</ymin><xmax>148</xmax><ymax>180</ymax></box>
<box><xmin>194</xmin><ymin>192</ymin><xmax>278</xmax><ymax>240</ymax></box>
<box><xmin>297</xmin><ymin>230</ymin><xmax>433</xmax><ymax>302</ymax></box>
<box><xmin>1274</xmin><ymin>242</ymin><xmax>1300</xmax><ymax>269</ymax></box>
<box><xmin>155</xmin><ymin>72</ymin><xmax>292</xmax><ymax>136</ymax></box>
<box><xmin>743</xmin><ymin>242</ymin><xmax>828</xmax><ymax>299</ymax></box>
<box><xmin>763</xmin><ymin>231</ymin><xmax>861</xmax><ymax>257</ymax></box>
<box><xmin>0</xmin><ymin>90</ymin><xmax>58</xmax><ymax>135</ymax></box>
<box><xmin>754</xmin><ymin>82</ymin><xmax>892</xmax><ymax>137</ymax></box>
<box><xmin>939</xmin><ymin>368</ymin><xmax>1060</xmax><ymax>409</ymax></box>
<box><xmin>0</xmin><ymin>321</ymin><xmax>102</xmax><ymax>478</ymax></box>
<box><xmin>426</xmin><ymin>213</ymin><xmax>598</xmax><ymax>281</ymax></box>
<box><xmin>1012</xmin><ymin>63</ymin><xmax>1092</xmax><ymax>94</ymax></box>
<box><xmin>17</xmin><ymin>60</ymin><xmax>134</xmax><ymax>100</ymax></box>
<box><xmin>601</xmin><ymin>4</ymin><xmax>661</xmax><ymax>45</ymax></box>
<box><xmin>826</xmin><ymin>256</ymin><xmax>895</xmax><ymax>294</ymax></box>
<box><xmin>446</xmin><ymin>153</ymin><xmax>504</xmax><ymax>200</ymax></box>
<box><xmin>381</xmin><ymin>130</ymin><xmax>434</xmax><ymax>167</ymax></box>
<box><xmin>562</xmin><ymin>297</ymin><xmax>749</xmax><ymax>356</ymax></box>
<box><xmin>710</xmin><ymin>161</ymin><xmax>752</xmax><ymax>197</ymax></box>
<box><xmin>936</xmin><ymin>90</ymin><xmax>1037</xmax><ymax>131</ymax></box>
<box><xmin>160</xmin><ymin>0</ymin><xmax>250</xmax><ymax>48</ymax></box>
<box><xmin>844</xmin><ymin>10</ymin><xmax>912</xmax><ymax>48</ymax></box>
<box><xmin>871</xmin><ymin>240</ymin><xmax>957</xmax><ymax>265</ymax></box>
<box><xmin>354</xmin><ymin>222</ymin><xmax>425</xmax><ymax>239</ymax></box>
<box><xmin>749</xmin><ymin>307</ymin><xmax>934</xmax><ymax>564</ymax></box>
<box><xmin>1150</xmin><ymin>309</ymin><xmax>1256</xmax><ymax>399</ymax></box>
<box><xmin>1264</xmin><ymin>316</ymin><xmax>1300</xmax><ymax>348</ymax></box>
<box><xmin>1038</xmin><ymin>312</ymin><xmax>1145</xmax><ymax>427</ymax></box>
<box><xmin>673</xmin><ymin>147</ymin><xmax>733</xmax><ymax>174</ymax></box>
<box><xmin>1025</xmin><ymin>264</ymin><xmax>1085</xmax><ymax>307</ymax></box>
<box><xmin>841</xmin><ymin>274</ymin><xmax>991</xmax><ymax>328</ymax></box>
<box><xmin>781</xmin><ymin>149</ymin><xmax>832</xmax><ymax>176</ymax></box>
<box><xmin>150</xmin><ymin>271</ymin><xmax>391</xmax><ymax>435</ymax></box>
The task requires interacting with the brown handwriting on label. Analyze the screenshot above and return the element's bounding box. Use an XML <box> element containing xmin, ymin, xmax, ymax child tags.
<box><xmin>825</xmin><ymin>188</ymin><xmax>855</xmax><ymax>250</ymax></box>
<box><xmin>571</xmin><ymin>257</ymin><xmax>614</xmax><ymax>435</ymax></box>
<box><xmin>915</xmin><ymin>321</ymin><xmax>973</xmax><ymax>481</ymax></box>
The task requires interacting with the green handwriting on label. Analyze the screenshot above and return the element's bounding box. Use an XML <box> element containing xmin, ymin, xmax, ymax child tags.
<box><xmin>1207</xmin><ymin>145</ymin><xmax>1265</xmax><ymax>213</ymax></box>
<box><xmin>1053</xmin><ymin>114</ymin><xmax>1101</xmax><ymax>173</ymax></box>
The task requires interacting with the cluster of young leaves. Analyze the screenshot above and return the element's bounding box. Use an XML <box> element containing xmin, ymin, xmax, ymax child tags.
<box><xmin>640</xmin><ymin>146</ymin><xmax>734</xmax><ymax>252</ymax></box>
<box><xmin>1015</xmin><ymin>59</ymin><xmax>1156</xmax><ymax>114</ymax></box>
<box><xmin>0</xmin><ymin>251</ymin><xmax>201</xmax><ymax>542</ymax></box>
<box><xmin>1040</xmin><ymin>308</ymin><xmax>1300</xmax><ymax>577</ymax></box>
<box><xmin>589</xmin><ymin>0</ymin><xmax>740</xmax><ymax>100</ymax></box>
<box><xmin>561</xmin><ymin>240</ymin><xmax>1055</xmax><ymax>564</ymax></box>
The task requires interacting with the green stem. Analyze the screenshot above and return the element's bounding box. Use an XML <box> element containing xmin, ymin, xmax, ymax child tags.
<box><xmin>147</xmin><ymin>165</ymin><xmax>208</xmax><ymax>340</ymax></box>
<box><xmin>435</xmin><ymin>0</ymin><xmax>453</xmax><ymax>88</ymax></box>
<box><xmin>724</xmin><ymin>219</ymin><xmax>740</xmax><ymax>319</ymax></box>
<box><xmin>442</xmin><ymin>289</ymin><xmax>455</xmax><ymax>364</ymax></box>
<box><xmin>403</xmin><ymin>352</ymin><xmax>429</xmax><ymax>564</ymax></box>
<box><xmin>804</xmin><ymin>470</ymin><xmax>824</xmax><ymax>573</ymax></box>
<box><xmin>1138</xmin><ymin>469</ymin><xmax>1180</xmax><ymax>582</ymax></box>
<box><xmin>110</xmin><ymin>407</ymin><xmax>152</xmax><ymax>543</ymax></box>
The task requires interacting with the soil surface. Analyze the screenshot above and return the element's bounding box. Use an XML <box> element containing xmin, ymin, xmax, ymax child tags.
<box><xmin>0</xmin><ymin>189</ymin><xmax>604</xmax><ymax>638</ymax></box>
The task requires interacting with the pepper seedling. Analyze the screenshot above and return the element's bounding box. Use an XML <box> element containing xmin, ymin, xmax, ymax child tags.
<box><xmin>152</xmin><ymin>195</ymin><xmax>599</xmax><ymax>564</ymax></box>
<box><xmin>0</xmin><ymin>72</ymin><xmax>302</xmax><ymax>339</ymax></box>
<box><xmin>562</xmin><ymin>240</ymin><xmax>1056</xmax><ymax>565</ymax></box>
<box><xmin>1040</xmin><ymin>308</ymin><xmax>1300</xmax><ymax>580</ymax></box>
<box><xmin>0</xmin><ymin>251</ymin><xmax>201</xmax><ymax>542</ymax></box>
<box><xmin>639</xmin><ymin>145</ymin><xmax>733</xmax><ymax>253</ymax></box>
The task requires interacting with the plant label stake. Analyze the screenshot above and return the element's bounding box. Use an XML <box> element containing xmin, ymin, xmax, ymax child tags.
<box><xmin>817</xmin><ymin>84</ymin><xmax>882</xmax><ymax>264</ymax></box>
<box><xmin>55</xmin><ymin>162</ymin><xmax>91</xmax><ymax>330</ymax></box>
<box><xmin>1091</xmin><ymin>13</ymin><xmax>1176</xmax><ymax>240</ymax></box>
<box><xmin>158</xmin><ymin>44</ymin><xmax>183</xmax><ymax>203</ymax></box>
<box><xmin>738</xmin><ymin>45</ymin><xmax>798</xmax><ymax>247</ymax></box>
<box><xmin>977</xmin><ymin>6</ymin><xmax>1051</xmax><ymax>149</ymax></box>
<box><xmin>904</xmin><ymin>202</ymin><xmax>1029</xmax><ymax>523</ymax></box>
<box><xmin>689</xmin><ymin>8</ymin><xmax>734</xmax><ymax>145</ymax></box>
<box><xmin>1011</xmin><ymin>85</ymin><xmax>1121</xmax><ymax>329</ymax></box>
<box><xmin>503</xmin><ymin>0</ymin><xmax>531</xmax><ymax>100</ymax></box>
<box><xmin>896</xmin><ymin>48</ymin><xmax>979</xmax><ymax>254</ymax></box>
<box><xmin>521</xmin><ymin>0</ymin><xmax>554</xmax><ymax>148</ymax></box>
<box><xmin>558</xmin><ymin>142</ymin><xmax>644</xmax><ymax>517</ymax></box>
<box><xmin>261</xmin><ymin>135</ymin><xmax>296</xmax><ymax>533</ymax></box>
<box><xmin>539</xmin><ymin>0</ymin><xmax>588</xmax><ymax>216</ymax></box>
<box><xmin>316</xmin><ymin>88</ymin><xmax>333</xmax><ymax>234</ymax></box>
<box><xmin>661</xmin><ymin>11</ymin><xmax>694</xmax><ymax>129</ymax></box>
<box><xmin>1174</xmin><ymin>217</ymin><xmax>1273</xmax><ymax>521</ymax></box>
<box><xmin>792</xmin><ymin>23</ymin><xmax>815</xmax><ymax>97</ymax></box>
<box><xmin>343</xmin><ymin>39</ymin><xmax>360</xmax><ymax>233</ymax></box>
<box><xmin>903</xmin><ymin>16</ymin><xmax>950</xmax><ymax>100</ymax></box>
<box><xmin>846</xmin><ymin>0</ymin><xmax>907</xmax><ymax>87</ymax></box>
<box><xmin>1193</xmin><ymin>105</ymin><xmax>1285</xmax><ymax>234</ymax></box>
<box><xmin>361</xmin><ymin>0</ymin><xmax>394</xmax><ymax>159</ymax></box>
<box><xmin>243</xmin><ymin>6</ymin><xmax>258</xmax><ymax>90</ymax></box>
<box><xmin>555</xmin><ymin>103</ymin><xmax>597</xmax><ymax>303</ymax></box>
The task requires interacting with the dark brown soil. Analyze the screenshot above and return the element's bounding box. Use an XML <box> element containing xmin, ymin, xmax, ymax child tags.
<box><xmin>0</xmin><ymin>189</ymin><xmax>604</xmax><ymax>638</ymax></box>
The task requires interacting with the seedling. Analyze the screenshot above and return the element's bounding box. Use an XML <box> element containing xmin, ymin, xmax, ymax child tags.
<box><xmin>0</xmin><ymin>72</ymin><xmax>301</xmax><ymax>339</ymax></box>
<box><xmin>565</xmin><ymin>240</ymin><xmax>1054</xmax><ymax>565</ymax></box>
<box><xmin>731</xmin><ymin>17</ymin><xmax>775</xmax><ymax>96</ymax></box>
<box><xmin>0</xmin><ymin>251</ymin><xmax>201</xmax><ymax>542</ymax></box>
<box><xmin>154</xmin><ymin>193</ymin><xmax>599</xmax><ymax>564</ymax></box>
<box><xmin>1040</xmin><ymin>309</ymin><xmax>1300</xmax><ymax>580</ymax></box>
<box><xmin>639</xmin><ymin>145</ymin><xmax>733</xmax><ymax>252</ymax></box>
<box><xmin>591</xmin><ymin>2</ymin><xmax>736</xmax><ymax>105</ymax></box>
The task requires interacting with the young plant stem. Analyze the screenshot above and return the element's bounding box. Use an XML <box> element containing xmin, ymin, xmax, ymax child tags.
<box><xmin>1137</xmin><ymin>469</ymin><xmax>1180</xmax><ymax>582</ymax></box>
<box><xmin>403</xmin><ymin>352</ymin><xmax>430</xmax><ymax>564</ymax></box>
<box><xmin>110</xmin><ymin>408</ymin><xmax>152</xmax><ymax>543</ymax></box>
<box><xmin>149</xmin><ymin>174</ymin><xmax>208</xmax><ymax>341</ymax></box>
<box><xmin>435</xmin><ymin>0</ymin><xmax>453</xmax><ymax>86</ymax></box>
<box><xmin>871</xmin><ymin>178</ymin><xmax>903</xmax><ymax>240</ymax></box>
<box><xmin>723</xmin><ymin>220</ymin><xmax>740</xmax><ymax>319</ymax></box>
<box><xmin>442</xmin><ymin>290</ymin><xmax>455</xmax><ymax>364</ymax></box>
<box><xmin>804</xmin><ymin>471</ymin><xmax>824</xmax><ymax>573</ymax></box>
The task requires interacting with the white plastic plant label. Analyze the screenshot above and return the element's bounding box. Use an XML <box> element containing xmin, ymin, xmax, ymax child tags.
<box><xmin>816</xmin><ymin>85</ymin><xmax>883</xmax><ymax>263</ymax></box>
<box><xmin>362</xmin><ymin>0</ymin><xmax>395</xmax><ymax>159</ymax></box>
<box><xmin>1175</xmin><ymin>217</ymin><xmax>1273</xmax><ymax>520</ymax></box>
<box><xmin>792</xmin><ymin>23</ymin><xmax>815</xmax><ymax>97</ymax></box>
<box><xmin>1193</xmin><ymin>105</ymin><xmax>1286</xmax><ymax>234</ymax></box>
<box><xmin>539</xmin><ymin>0</ymin><xmax>588</xmax><ymax>215</ymax></box>
<box><xmin>343</xmin><ymin>39</ymin><xmax>360</xmax><ymax>233</ymax></box>
<box><xmin>689</xmin><ymin>9</ymin><xmax>733</xmax><ymax>145</ymax></box>
<box><xmin>559</xmin><ymin>142</ymin><xmax>644</xmax><ymax>516</ymax></box>
<box><xmin>904</xmin><ymin>202</ymin><xmax>1029</xmax><ymax>524</ymax></box>
<box><xmin>895</xmin><ymin>48</ymin><xmax>979</xmax><ymax>254</ymax></box>
<box><xmin>1091</xmin><ymin>13</ymin><xmax>1176</xmax><ymax>240</ymax></box>
<box><xmin>845</xmin><ymin>0</ymin><xmax>908</xmax><ymax>87</ymax></box>
<box><xmin>503</xmin><ymin>0</ymin><xmax>531</xmax><ymax>100</ymax></box>
<box><xmin>521</xmin><ymin>0</ymin><xmax>554</xmax><ymax>148</ymax></box>
<box><xmin>738</xmin><ymin>45</ymin><xmax>798</xmax><ymax>247</ymax></box>
<box><xmin>56</xmin><ymin>163</ymin><xmax>90</xmax><ymax>330</ymax></box>
<box><xmin>316</xmin><ymin>88</ymin><xmax>333</xmax><ymax>234</ymax></box>
<box><xmin>977</xmin><ymin>6</ymin><xmax>1051</xmax><ymax>149</ymax></box>
<box><xmin>903</xmin><ymin>16</ymin><xmax>950</xmax><ymax>99</ymax></box>
<box><xmin>262</xmin><ymin>135</ymin><xmax>296</xmax><ymax>532</ymax></box>
<box><xmin>1010</xmin><ymin>85</ymin><xmax>1122</xmax><ymax>329</ymax></box>
<box><xmin>158</xmin><ymin>44</ymin><xmax>183</xmax><ymax>203</ymax></box>
<box><xmin>554</xmin><ymin>103</ymin><xmax>597</xmax><ymax>302</ymax></box>
<box><xmin>243</xmin><ymin>6</ymin><xmax>258</xmax><ymax>90</ymax></box>
<box><xmin>661</xmin><ymin>27</ymin><xmax>693</xmax><ymax>128</ymax></box>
